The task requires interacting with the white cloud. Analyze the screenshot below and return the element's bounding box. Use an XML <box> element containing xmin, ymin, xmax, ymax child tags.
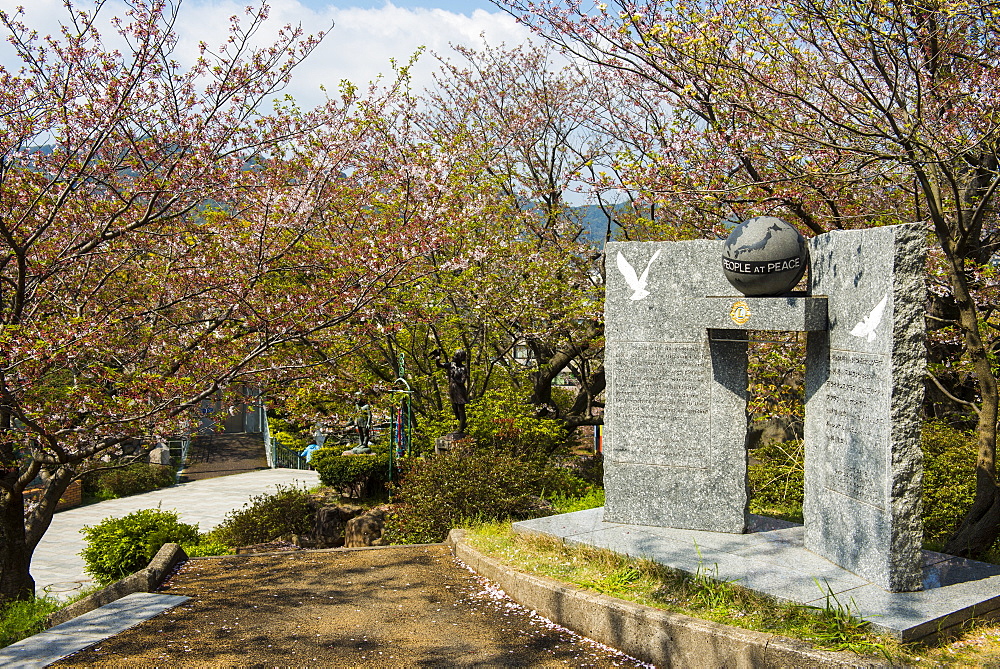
<box><xmin>0</xmin><ymin>0</ymin><xmax>534</xmax><ymax>109</ymax></box>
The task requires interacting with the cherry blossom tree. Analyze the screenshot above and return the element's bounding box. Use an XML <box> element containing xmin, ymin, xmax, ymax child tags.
<box><xmin>418</xmin><ymin>42</ymin><xmax>612</xmax><ymax>428</ymax></box>
<box><xmin>498</xmin><ymin>0</ymin><xmax>1000</xmax><ymax>554</ymax></box>
<box><xmin>267</xmin><ymin>43</ymin><xmax>620</xmax><ymax>437</ymax></box>
<box><xmin>0</xmin><ymin>0</ymin><xmax>446</xmax><ymax>605</ymax></box>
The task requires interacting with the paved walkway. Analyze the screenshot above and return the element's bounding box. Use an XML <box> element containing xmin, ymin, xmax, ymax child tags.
<box><xmin>32</xmin><ymin>468</ymin><xmax>320</xmax><ymax>599</ymax></box>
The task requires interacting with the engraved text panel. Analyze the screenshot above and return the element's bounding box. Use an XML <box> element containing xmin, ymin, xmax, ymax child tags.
<box><xmin>608</xmin><ymin>341</ymin><xmax>709</xmax><ymax>467</ymax></box>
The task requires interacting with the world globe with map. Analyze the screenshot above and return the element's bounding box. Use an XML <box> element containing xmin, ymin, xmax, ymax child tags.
<box><xmin>722</xmin><ymin>216</ymin><xmax>809</xmax><ymax>296</ymax></box>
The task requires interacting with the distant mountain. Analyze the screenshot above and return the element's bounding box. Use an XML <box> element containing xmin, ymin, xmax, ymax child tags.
<box><xmin>570</xmin><ymin>203</ymin><xmax>624</xmax><ymax>245</ymax></box>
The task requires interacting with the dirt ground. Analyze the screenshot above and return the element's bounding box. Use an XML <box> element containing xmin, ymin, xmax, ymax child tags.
<box><xmin>53</xmin><ymin>545</ymin><xmax>648</xmax><ymax>667</ymax></box>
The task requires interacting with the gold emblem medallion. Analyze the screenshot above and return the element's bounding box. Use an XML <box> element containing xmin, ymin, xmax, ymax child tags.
<box><xmin>729</xmin><ymin>300</ymin><xmax>751</xmax><ymax>325</ymax></box>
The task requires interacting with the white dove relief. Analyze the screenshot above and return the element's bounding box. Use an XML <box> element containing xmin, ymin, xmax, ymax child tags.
<box><xmin>616</xmin><ymin>250</ymin><xmax>662</xmax><ymax>301</ymax></box>
<box><xmin>850</xmin><ymin>293</ymin><xmax>888</xmax><ymax>342</ymax></box>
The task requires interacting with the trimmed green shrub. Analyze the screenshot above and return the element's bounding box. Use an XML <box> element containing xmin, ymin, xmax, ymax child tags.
<box><xmin>384</xmin><ymin>451</ymin><xmax>588</xmax><ymax>544</ymax></box>
<box><xmin>82</xmin><ymin>462</ymin><xmax>175</xmax><ymax>501</ymax></box>
<box><xmin>311</xmin><ymin>450</ymin><xmax>393</xmax><ymax>498</ymax></box>
<box><xmin>207</xmin><ymin>485</ymin><xmax>313</xmax><ymax>548</ymax></box>
<box><xmin>180</xmin><ymin>540</ymin><xmax>235</xmax><ymax>557</ymax></box>
<box><xmin>80</xmin><ymin>509</ymin><xmax>199</xmax><ymax>584</ymax></box>
<box><xmin>922</xmin><ymin>421</ymin><xmax>977</xmax><ymax>545</ymax></box>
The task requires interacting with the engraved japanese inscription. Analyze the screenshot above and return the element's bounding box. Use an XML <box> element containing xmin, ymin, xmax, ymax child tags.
<box><xmin>823</xmin><ymin>351</ymin><xmax>889</xmax><ymax>506</ymax></box>
<box><xmin>608</xmin><ymin>340</ymin><xmax>709</xmax><ymax>467</ymax></box>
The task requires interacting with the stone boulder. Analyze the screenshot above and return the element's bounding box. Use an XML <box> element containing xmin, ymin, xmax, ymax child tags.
<box><xmin>344</xmin><ymin>507</ymin><xmax>389</xmax><ymax>548</ymax></box>
<box><xmin>310</xmin><ymin>504</ymin><xmax>365</xmax><ymax>548</ymax></box>
<box><xmin>272</xmin><ymin>503</ymin><xmax>365</xmax><ymax>549</ymax></box>
<box><xmin>148</xmin><ymin>445</ymin><xmax>173</xmax><ymax>466</ymax></box>
<box><xmin>746</xmin><ymin>415</ymin><xmax>803</xmax><ymax>451</ymax></box>
<box><xmin>434</xmin><ymin>434</ymin><xmax>474</xmax><ymax>455</ymax></box>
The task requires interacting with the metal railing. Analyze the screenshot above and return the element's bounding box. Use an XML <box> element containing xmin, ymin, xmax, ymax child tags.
<box><xmin>272</xmin><ymin>440</ymin><xmax>309</xmax><ymax>469</ymax></box>
<box><xmin>166</xmin><ymin>436</ymin><xmax>191</xmax><ymax>482</ymax></box>
<box><xmin>263</xmin><ymin>406</ymin><xmax>310</xmax><ymax>470</ymax></box>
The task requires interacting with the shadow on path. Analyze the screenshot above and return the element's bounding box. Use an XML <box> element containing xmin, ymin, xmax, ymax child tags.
<box><xmin>180</xmin><ymin>433</ymin><xmax>268</xmax><ymax>482</ymax></box>
<box><xmin>51</xmin><ymin>546</ymin><xmax>647</xmax><ymax>667</ymax></box>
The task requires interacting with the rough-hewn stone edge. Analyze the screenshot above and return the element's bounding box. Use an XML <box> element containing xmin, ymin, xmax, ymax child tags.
<box><xmin>447</xmin><ymin>529</ymin><xmax>886</xmax><ymax>668</ymax></box>
<box><xmin>46</xmin><ymin>543</ymin><xmax>188</xmax><ymax>628</ymax></box>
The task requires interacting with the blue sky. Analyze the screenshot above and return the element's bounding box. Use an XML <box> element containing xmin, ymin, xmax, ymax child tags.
<box><xmin>0</xmin><ymin>0</ymin><xmax>534</xmax><ymax>108</ymax></box>
<box><xmin>297</xmin><ymin>0</ymin><xmax>502</xmax><ymax>13</ymax></box>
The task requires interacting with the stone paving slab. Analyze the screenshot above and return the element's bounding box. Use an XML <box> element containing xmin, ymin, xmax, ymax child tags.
<box><xmin>32</xmin><ymin>468</ymin><xmax>319</xmax><ymax>598</ymax></box>
<box><xmin>513</xmin><ymin>508</ymin><xmax>1000</xmax><ymax>641</ymax></box>
<box><xmin>0</xmin><ymin>593</ymin><xmax>189</xmax><ymax>668</ymax></box>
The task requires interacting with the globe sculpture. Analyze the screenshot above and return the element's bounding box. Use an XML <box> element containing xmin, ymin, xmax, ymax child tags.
<box><xmin>722</xmin><ymin>216</ymin><xmax>809</xmax><ymax>296</ymax></box>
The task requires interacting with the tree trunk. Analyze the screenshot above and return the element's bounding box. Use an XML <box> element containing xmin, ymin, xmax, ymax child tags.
<box><xmin>941</xmin><ymin>247</ymin><xmax>1000</xmax><ymax>557</ymax></box>
<box><xmin>0</xmin><ymin>465</ymin><xmax>75</xmax><ymax>607</ymax></box>
<box><xmin>24</xmin><ymin>466</ymin><xmax>75</xmax><ymax>552</ymax></box>
<box><xmin>944</xmin><ymin>393</ymin><xmax>1000</xmax><ymax>555</ymax></box>
<box><xmin>943</xmin><ymin>466</ymin><xmax>1000</xmax><ymax>557</ymax></box>
<box><xmin>0</xmin><ymin>484</ymin><xmax>34</xmax><ymax>606</ymax></box>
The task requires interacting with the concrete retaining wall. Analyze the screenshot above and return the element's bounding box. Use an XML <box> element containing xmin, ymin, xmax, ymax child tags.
<box><xmin>448</xmin><ymin>529</ymin><xmax>886</xmax><ymax>668</ymax></box>
<box><xmin>46</xmin><ymin>543</ymin><xmax>187</xmax><ymax>628</ymax></box>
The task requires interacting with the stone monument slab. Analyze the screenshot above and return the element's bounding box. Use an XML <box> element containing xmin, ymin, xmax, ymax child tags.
<box><xmin>701</xmin><ymin>296</ymin><xmax>827</xmax><ymax>331</ymax></box>
<box><xmin>604</xmin><ymin>222</ymin><xmax>925</xmax><ymax>592</ymax></box>
<box><xmin>804</xmin><ymin>223</ymin><xmax>925</xmax><ymax>592</ymax></box>
<box><xmin>604</xmin><ymin>241</ymin><xmax>748</xmax><ymax>533</ymax></box>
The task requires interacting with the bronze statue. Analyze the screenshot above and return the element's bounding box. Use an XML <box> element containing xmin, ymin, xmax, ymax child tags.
<box><xmin>433</xmin><ymin>348</ymin><xmax>469</xmax><ymax>435</ymax></box>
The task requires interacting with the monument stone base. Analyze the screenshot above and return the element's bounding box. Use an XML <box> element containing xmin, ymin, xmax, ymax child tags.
<box><xmin>514</xmin><ymin>508</ymin><xmax>1000</xmax><ymax>642</ymax></box>
<box><xmin>434</xmin><ymin>433</ymin><xmax>473</xmax><ymax>455</ymax></box>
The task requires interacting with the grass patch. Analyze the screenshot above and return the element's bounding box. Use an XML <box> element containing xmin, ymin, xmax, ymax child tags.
<box><xmin>465</xmin><ymin>522</ymin><xmax>901</xmax><ymax>659</ymax></box>
<box><xmin>0</xmin><ymin>597</ymin><xmax>61</xmax><ymax>649</ymax></box>
<box><xmin>913</xmin><ymin>619</ymin><xmax>1000</xmax><ymax>666</ymax></box>
<box><xmin>748</xmin><ymin>439</ymin><xmax>804</xmax><ymax>523</ymax></box>
<box><xmin>549</xmin><ymin>486</ymin><xmax>604</xmax><ymax>514</ymax></box>
<box><xmin>0</xmin><ymin>586</ymin><xmax>99</xmax><ymax>649</ymax></box>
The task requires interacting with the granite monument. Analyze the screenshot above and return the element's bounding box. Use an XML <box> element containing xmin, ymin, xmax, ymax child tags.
<box><xmin>604</xmin><ymin>222</ymin><xmax>925</xmax><ymax>592</ymax></box>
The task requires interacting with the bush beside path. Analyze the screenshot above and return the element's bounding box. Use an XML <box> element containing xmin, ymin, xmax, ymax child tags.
<box><xmin>30</xmin><ymin>469</ymin><xmax>319</xmax><ymax>600</ymax></box>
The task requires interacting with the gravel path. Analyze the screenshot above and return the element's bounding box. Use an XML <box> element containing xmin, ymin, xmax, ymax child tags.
<box><xmin>52</xmin><ymin>545</ymin><xmax>648</xmax><ymax>667</ymax></box>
